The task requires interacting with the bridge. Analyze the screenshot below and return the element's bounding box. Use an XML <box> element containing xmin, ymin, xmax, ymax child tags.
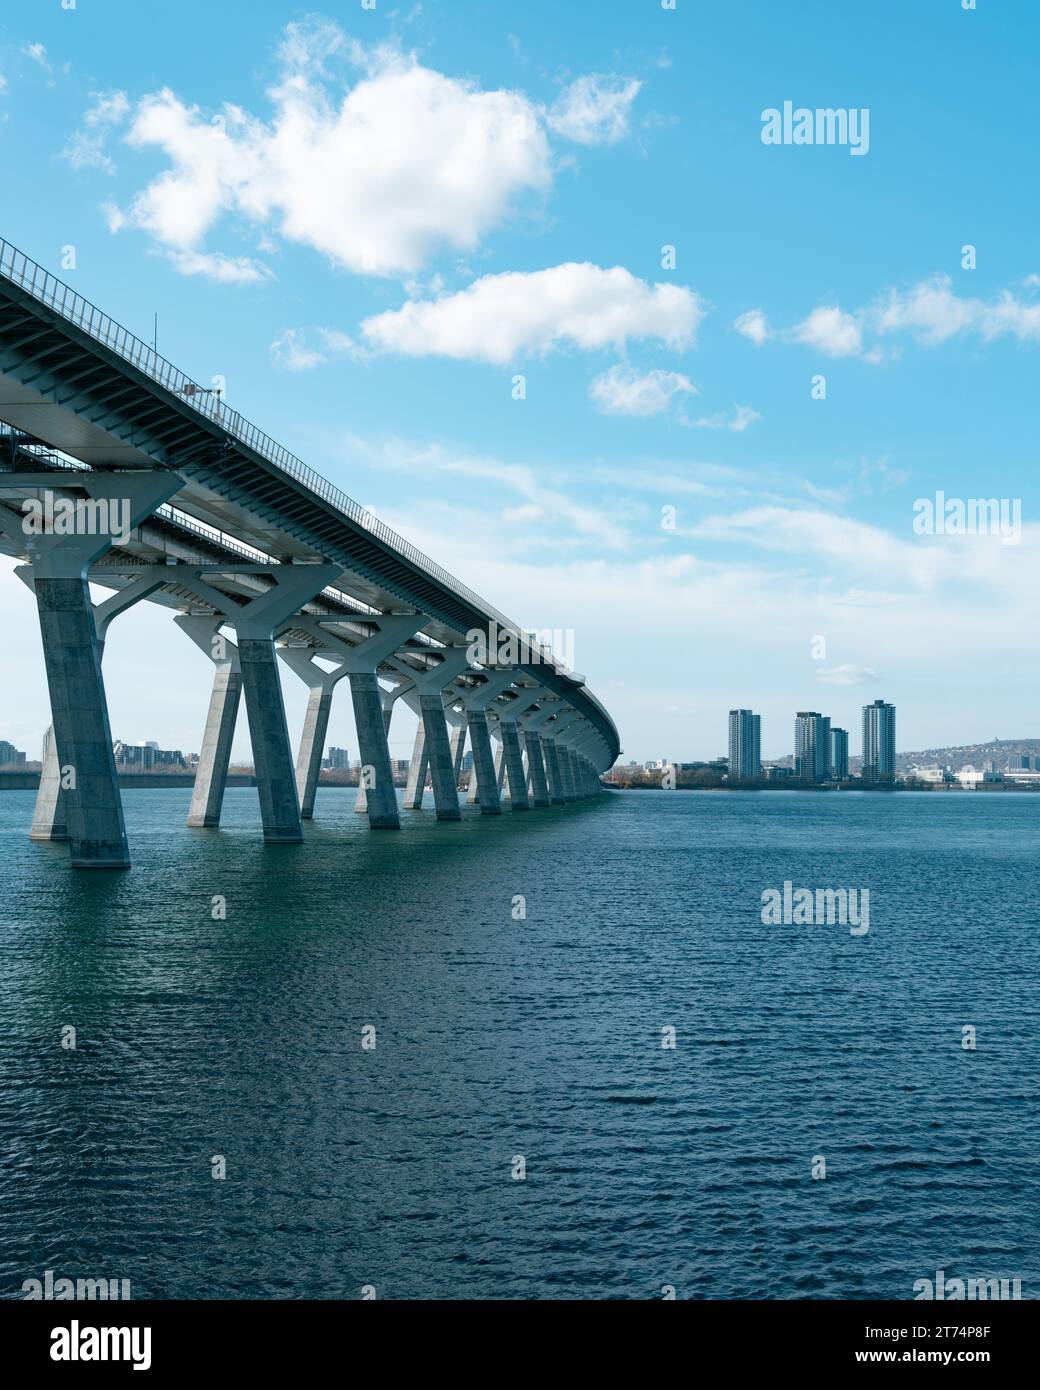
<box><xmin>0</xmin><ymin>239</ymin><xmax>619</xmax><ymax>869</ymax></box>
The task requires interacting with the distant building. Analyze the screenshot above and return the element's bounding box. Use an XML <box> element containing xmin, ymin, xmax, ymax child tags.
<box><xmin>728</xmin><ymin>709</ymin><xmax>762</xmax><ymax>780</ymax></box>
<box><xmin>112</xmin><ymin>740</ymin><xmax>187</xmax><ymax>769</ymax></box>
<box><xmin>795</xmin><ymin>711</ymin><xmax>831</xmax><ymax>784</ymax></box>
<box><xmin>326</xmin><ymin>746</ymin><xmax>349</xmax><ymax>770</ymax></box>
<box><xmin>764</xmin><ymin>766</ymin><xmax>793</xmax><ymax>782</ymax></box>
<box><xmin>1012</xmin><ymin>754</ymin><xmax>1033</xmax><ymax>771</ymax></box>
<box><xmin>0</xmin><ymin>740</ymin><xmax>27</xmax><ymax>767</ymax></box>
<box><xmin>830</xmin><ymin>727</ymin><xmax>849</xmax><ymax>781</ymax></box>
<box><xmin>862</xmin><ymin>699</ymin><xmax>896</xmax><ymax>783</ymax></box>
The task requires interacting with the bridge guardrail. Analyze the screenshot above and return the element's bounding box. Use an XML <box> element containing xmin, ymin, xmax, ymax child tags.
<box><xmin>0</xmin><ymin>239</ymin><xmax>561</xmax><ymax>668</ymax></box>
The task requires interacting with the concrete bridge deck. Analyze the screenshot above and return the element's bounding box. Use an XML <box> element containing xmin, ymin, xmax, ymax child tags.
<box><xmin>0</xmin><ymin>238</ymin><xmax>618</xmax><ymax>868</ymax></box>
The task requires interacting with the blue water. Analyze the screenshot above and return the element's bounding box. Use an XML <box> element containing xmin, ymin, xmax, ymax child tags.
<box><xmin>0</xmin><ymin>788</ymin><xmax>1037</xmax><ymax>1300</ymax></box>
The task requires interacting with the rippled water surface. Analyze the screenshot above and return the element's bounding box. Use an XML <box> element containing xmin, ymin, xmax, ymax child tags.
<box><xmin>0</xmin><ymin>787</ymin><xmax>1037</xmax><ymax>1299</ymax></box>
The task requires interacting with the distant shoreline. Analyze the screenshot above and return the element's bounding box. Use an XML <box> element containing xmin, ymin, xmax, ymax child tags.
<box><xmin>605</xmin><ymin>781</ymin><xmax>1040</xmax><ymax>793</ymax></box>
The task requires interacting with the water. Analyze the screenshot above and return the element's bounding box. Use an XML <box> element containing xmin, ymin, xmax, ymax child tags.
<box><xmin>0</xmin><ymin>788</ymin><xmax>1037</xmax><ymax>1300</ymax></box>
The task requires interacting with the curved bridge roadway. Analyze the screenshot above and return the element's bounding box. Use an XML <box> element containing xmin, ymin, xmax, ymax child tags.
<box><xmin>0</xmin><ymin>239</ymin><xmax>619</xmax><ymax>869</ymax></box>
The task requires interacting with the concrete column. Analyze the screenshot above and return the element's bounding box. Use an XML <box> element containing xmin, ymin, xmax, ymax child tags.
<box><xmin>348</xmin><ymin>671</ymin><xmax>400</xmax><ymax>829</ymax></box>
<box><xmin>404</xmin><ymin>723</ymin><xmax>429</xmax><ymax>809</ymax></box>
<box><xmin>177</xmin><ymin>617</ymin><xmax>242</xmax><ymax>829</ymax></box>
<box><xmin>295</xmin><ymin>684</ymin><xmax>333</xmax><ymax>819</ymax></box>
<box><xmin>31</xmin><ymin>726</ymin><xmax>67</xmax><ymax>841</ymax></box>
<box><xmin>459</xmin><ymin>670</ymin><xmax>517</xmax><ymax>814</ymax></box>
<box><xmin>493</xmin><ymin>739</ymin><xmax>507</xmax><ymax>795</ymax></box>
<box><xmin>236</xmin><ymin>637</ymin><xmax>302</xmax><ymax>842</ymax></box>
<box><xmin>34</xmin><ymin>576</ymin><xmax>129</xmax><ymax>868</ymax></box>
<box><xmin>524</xmin><ymin>731</ymin><xmax>551</xmax><ymax>807</ymax></box>
<box><xmin>336</xmin><ymin>616</ymin><xmax>425</xmax><ymax>829</ymax></box>
<box><xmin>466</xmin><ymin>710</ymin><xmax>501</xmax><ymax>815</ymax></box>
<box><xmin>0</xmin><ymin>470</ymin><xmax>180</xmax><ymax>869</ymax></box>
<box><xmin>559</xmin><ymin>746</ymin><xmax>578</xmax><ymax>802</ymax></box>
<box><xmin>230</xmin><ymin>565</ymin><xmax>338</xmax><ymax>843</ymax></box>
<box><xmin>420</xmin><ymin>692</ymin><xmax>461</xmax><ymax>820</ymax></box>
<box><xmin>355</xmin><ymin>693</ymin><xmax>398</xmax><ymax>815</ymax></box>
<box><xmin>277</xmin><ymin>646</ymin><xmax>340</xmax><ymax>820</ymax></box>
<box><xmin>499</xmin><ymin>722</ymin><xmax>530</xmax><ymax>810</ymax></box>
<box><xmin>401</xmin><ymin>648</ymin><xmax>470</xmax><ymax>820</ymax></box>
<box><xmin>449</xmin><ymin>722</ymin><xmax>466</xmax><ymax>782</ymax></box>
<box><xmin>192</xmin><ymin>666</ymin><xmax>242</xmax><ymax>826</ymax></box>
<box><xmin>18</xmin><ymin>563</ymin><xmax>168</xmax><ymax>843</ymax></box>
<box><xmin>542</xmin><ymin>738</ymin><xmax>567</xmax><ymax>804</ymax></box>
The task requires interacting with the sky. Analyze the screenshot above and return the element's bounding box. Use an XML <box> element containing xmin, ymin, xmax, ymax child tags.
<box><xmin>0</xmin><ymin>0</ymin><xmax>1037</xmax><ymax>766</ymax></box>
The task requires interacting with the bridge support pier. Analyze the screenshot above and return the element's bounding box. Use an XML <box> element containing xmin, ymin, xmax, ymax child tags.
<box><xmin>0</xmin><ymin>471</ymin><xmax>180</xmax><ymax>869</ymax></box>
<box><xmin>420</xmin><ymin>693</ymin><xmax>461</xmax><ymax>820</ymax></box>
<box><xmin>405</xmin><ymin>648</ymin><xmax>470</xmax><ymax>821</ymax></box>
<box><xmin>177</xmin><ymin>617</ymin><xmax>242</xmax><ymax>829</ymax></box>
<box><xmin>404</xmin><ymin>724</ymin><xmax>430</xmax><ymax>809</ymax></box>
<box><xmin>449</xmin><ymin>722</ymin><xmax>467</xmax><ymax>784</ymax></box>
<box><xmin>541</xmin><ymin>738</ymin><xmax>566</xmax><ymax>804</ymax></box>
<box><xmin>499</xmin><ymin>721</ymin><xmax>530</xmax><ymax>810</ymax></box>
<box><xmin>466</xmin><ymin>711</ymin><xmax>501</xmax><ymax>815</ymax></box>
<box><xmin>32</xmin><ymin>726</ymin><xmax>67</xmax><ymax>841</ymax></box>
<box><xmin>349</xmin><ymin>673</ymin><xmax>401</xmax><ymax>829</ymax></box>
<box><xmin>33</xmin><ymin>577</ymin><xmax>129</xmax><ymax>868</ymax></box>
<box><xmin>238</xmin><ymin>637</ymin><xmax>304</xmax><ymax>843</ymax></box>
<box><xmin>459</xmin><ymin>671</ymin><xmax>517</xmax><ymax>815</ymax></box>
<box><xmin>338</xmin><ymin>616</ymin><xmax>425</xmax><ymax>829</ymax></box>
<box><xmin>524</xmin><ymin>731</ymin><xmax>551</xmax><ymax>807</ymax></box>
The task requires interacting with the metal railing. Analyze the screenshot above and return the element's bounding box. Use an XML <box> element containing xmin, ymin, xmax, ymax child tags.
<box><xmin>0</xmin><ymin>238</ymin><xmax>556</xmax><ymax>663</ymax></box>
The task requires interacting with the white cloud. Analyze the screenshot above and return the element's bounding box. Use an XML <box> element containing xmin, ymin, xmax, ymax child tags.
<box><xmin>168</xmin><ymin>249</ymin><xmax>270</xmax><ymax>285</ymax></box>
<box><xmin>62</xmin><ymin>91</ymin><xmax>130</xmax><ymax>174</ymax></box>
<box><xmin>691</xmin><ymin>404</ymin><xmax>760</xmax><ymax>432</ymax></box>
<box><xmin>791</xmin><ymin>304</ymin><xmax>863</xmax><ymax>357</ymax></box>
<box><xmin>733</xmin><ymin>308</ymin><xmax>771</xmax><ymax>345</ymax></box>
<box><xmin>546</xmin><ymin>74</ymin><xmax>641</xmax><ymax>145</ymax></box>
<box><xmin>22</xmin><ymin>43</ymin><xmax>50</xmax><ymax>71</ymax></box>
<box><xmin>103</xmin><ymin>21</ymin><xmax>562</xmax><ymax>281</ymax></box>
<box><xmin>340</xmin><ymin>435</ymin><xmax>630</xmax><ymax>548</ymax></box>
<box><xmin>270</xmin><ymin>326</ymin><xmax>357</xmax><ymax>370</ymax></box>
<box><xmin>742</xmin><ymin>274</ymin><xmax>1040</xmax><ymax>362</ymax></box>
<box><xmin>815</xmin><ymin>664</ymin><xmax>881</xmax><ymax>686</ymax></box>
<box><xmin>361</xmin><ymin>263</ymin><xmax>703</xmax><ymax>363</ymax></box>
<box><xmin>589</xmin><ymin>364</ymin><xmax>697</xmax><ymax>416</ymax></box>
<box><xmin>873</xmin><ymin>274</ymin><xmax>1040</xmax><ymax>345</ymax></box>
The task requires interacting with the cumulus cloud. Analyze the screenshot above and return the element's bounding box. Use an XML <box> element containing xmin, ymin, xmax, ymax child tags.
<box><xmin>791</xmin><ymin>304</ymin><xmax>863</xmax><ymax>357</ymax></box>
<box><xmin>360</xmin><ymin>263</ymin><xmax>704</xmax><ymax>363</ymax></box>
<box><xmin>737</xmin><ymin>274</ymin><xmax>1040</xmax><ymax>362</ymax></box>
<box><xmin>733</xmin><ymin>308</ymin><xmax>772</xmax><ymax>345</ymax></box>
<box><xmin>873</xmin><ymin>274</ymin><xmax>1040</xmax><ymax>345</ymax></box>
<box><xmin>62</xmin><ymin>91</ymin><xmax>130</xmax><ymax>173</ymax></box>
<box><xmin>546</xmin><ymin>74</ymin><xmax>641</xmax><ymax>145</ymax></box>
<box><xmin>589</xmin><ymin>364</ymin><xmax>697</xmax><ymax>416</ymax></box>
<box><xmin>97</xmin><ymin>21</ymin><xmax>638</xmax><ymax>283</ymax></box>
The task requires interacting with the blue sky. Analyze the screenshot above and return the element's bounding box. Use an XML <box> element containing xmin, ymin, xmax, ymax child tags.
<box><xmin>1</xmin><ymin>0</ymin><xmax>1037</xmax><ymax>764</ymax></box>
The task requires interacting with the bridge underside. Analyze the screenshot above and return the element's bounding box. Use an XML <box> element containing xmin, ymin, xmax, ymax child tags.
<box><xmin>0</xmin><ymin>244</ymin><xmax>618</xmax><ymax>868</ymax></box>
